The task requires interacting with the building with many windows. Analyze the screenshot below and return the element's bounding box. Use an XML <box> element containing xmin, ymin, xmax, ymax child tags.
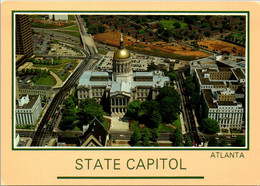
<box><xmin>202</xmin><ymin>89</ymin><xmax>244</xmax><ymax>129</ymax></box>
<box><xmin>16</xmin><ymin>95</ymin><xmax>42</xmax><ymax>126</ymax></box>
<box><xmin>15</xmin><ymin>15</ymin><xmax>33</xmax><ymax>57</ymax></box>
<box><xmin>18</xmin><ymin>84</ymin><xmax>53</xmax><ymax>99</ymax></box>
<box><xmin>190</xmin><ymin>55</ymin><xmax>246</xmax><ymax>130</ymax></box>
<box><xmin>77</xmin><ymin>35</ymin><xmax>170</xmax><ymax>116</ymax></box>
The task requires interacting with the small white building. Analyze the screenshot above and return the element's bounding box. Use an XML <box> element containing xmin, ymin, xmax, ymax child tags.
<box><xmin>16</xmin><ymin>95</ymin><xmax>42</xmax><ymax>126</ymax></box>
<box><xmin>49</xmin><ymin>14</ymin><xmax>68</xmax><ymax>21</ymax></box>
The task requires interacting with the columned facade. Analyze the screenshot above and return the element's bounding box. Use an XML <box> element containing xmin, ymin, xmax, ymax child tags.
<box><xmin>110</xmin><ymin>95</ymin><xmax>130</xmax><ymax>116</ymax></box>
<box><xmin>77</xmin><ymin>34</ymin><xmax>170</xmax><ymax>117</ymax></box>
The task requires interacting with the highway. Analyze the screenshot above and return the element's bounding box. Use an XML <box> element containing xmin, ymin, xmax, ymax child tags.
<box><xmin>31</xmin><ymin>58</ymin><xmax>91</xmax><ymax>146</ymax></box>
<box><xmin>31</xmin><ymin>15</ymin><xmax>101</xmax><ymax>146</ymax></box>
<box><xmin>75</xmin><ymin>15</ymin><xmax>98</xmax><ymax>56</ymax></box>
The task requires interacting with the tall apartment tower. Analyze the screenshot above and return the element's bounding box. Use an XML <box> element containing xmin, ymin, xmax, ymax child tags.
<box><xmin>15</xmin><ymin>15</ymin><xmax>33</xmax><ymax>57</ymax></box>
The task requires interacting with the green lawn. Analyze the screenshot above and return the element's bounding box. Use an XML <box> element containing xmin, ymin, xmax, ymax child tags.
<box><xmin>55</xmin><ymin>30</ymin><xmax>81</xmax><ymax>37</ymax></box>
<box><xmin>63</xmin><ymin>25</ymin><xmax>79</xmax><ymax>31</ymax></box>
<box><xmin>73</xmin><ymin>126</ymin><xmax>81</xmax><ymax>131</ymax></box>
<box><xmin>230</xmin><ymin>32</ymin><xmax>246</xmax><ymax>42</ymax></box>
<box><xmin>159</xmin><ymin>19</ymin><xmax>187</xmax><ymax>30</ymax></box>
<box><xmin>158</xmin><ymin>123</ymin><xmax>174</xmax><ymax>132</ymax></box>
<box><xmin>172</xmin><ymin>116</ymin><xmax>181</xmax><ymax>130</ymax></box>
<box><xmin>31</xmin><ymin>22</ymin><xmax>74</xmax><ymax>29</ymax></box>
<box><xmin>158</xmin><ymin>116</ymin><xmax>181</xmax><ymax>132</ymax></box>
<box><xmin>98</xmin><ymin>49</ymin><xmax>108</xmax><ymax>55</ymax></box>
<box><xmin>59</xmin><ymin>73</ymin><xmax>70</xmax><ymax>81</ymax></box>
<box><xmin>68</xmin><ymin>15</ymin><xmax>76</xmax><ymax>20</ymax></box>
<box><xmin>35</xmin><ymin>75</ymin><xmax>56</xmax><ymax>86</ymax></box>
<box><xmin>60</xmin><ymin>58</ymin><xmax>77</xmax><ymax>64</ymax></box>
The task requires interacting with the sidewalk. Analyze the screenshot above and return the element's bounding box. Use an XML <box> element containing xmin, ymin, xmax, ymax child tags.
<box><xmin>109</xmin><ymin>117</ymin><xmax>129</xmax><ymax>131</ymax></box>
<box><xmin>180</xmin><ymin>113</ymin><xmax>186</xmax><ymax>135</ymax></box>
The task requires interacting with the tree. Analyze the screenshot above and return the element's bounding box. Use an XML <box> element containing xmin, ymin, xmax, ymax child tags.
<box><xmin>170</xmin><ymin>129</ymin><xmax>183</xmax><ymax>146</ymax></box>
<box><xmin>126</xmin><ymin>100</ymin><xmax>142</xmax><ymax>120</ymax></box>
<box><xmin>184</xmin><ymin>76</ymin><xmax>195</xmax><ymax>95</ymax></box>
<box><xmin>59</xmin><ymin>115</ymin><xmax>76</xmax><ymax>131</ymax></box>
<box><xmin>190</xmin><ymin>92</ymin><xmax>200</xmax><ymax>109</ymax></box>
<box><xmin>200</xmin><ymin>118</ymin><xmax>220</xmax><ymax>134</ymax></box>
<box><xmin>130</xmin><ymin>127</ymin><xmax>142</xmax><ymax>146</ymax></box>
<box><xmin>59</xmin><ymin>96</ymin><xmax>78</xmax><ymax>131</ymax></box>
<box><xmin>156</xmin><ymin>87</ymin><xmax>181</xmax><ymax>124</ymax></box>
<box><xmin>77</xmin><ymin>98</ymin><xmax>105</xmax><ymax>130</ymax></box>
<box><xmin>185</xmin><ymin>136</ymin><xmax>192</xmax><ymax>146</ymax></box>
<box><xmin>142</xmin><ymin>136</ymin><xmax>152</xmax><ymax>146</ymax></box>
<box><xmin>163</xmin><ymin>29</ymin><xmax>173</xmax><ymax>37</ymax></box>
<box><xmin>150</xmin><ymin>128</ymin><xmax>159</xmax><ymax>142</ymax></box>
<box><xmin>208</xmin><ymin>137</ymin><xmax>218</xmax><ymax>147</ymax></box>
<box><xmin>88</xmin><ymin>25</ymin><xmax>98</xmax><ymax>34</ymax></box>
<box><xmin>173</xmin><ymin>22</ymin><xmax>181</xmax><ymax>29</ymax></box>
<box><xmin>141</xmin><ymin>128</ymin><xmax>152</xmax><ymax>146</ymax></box>
<box><xmin>147</xmin><ymin>62</ymin><xmax>159</xmax><ymax>71</ymax></box>
<box><xmin>219</xmin><ymin>139</ymin><xmax>228</xmax><ymax>147</ymax></box>
<box><xmin>157</xmin><ymin>23</ymin><xmax>164</xmax><ymax>34</ymax></box>
<box><xmin>165</xmin><ymin>71</ymin><xmax>178</xmax><ymax>81</ymax></box>
<box><xmin>139</xmin><ymin>100</ymin><xmax>161</xmax><ymax>128</ymax></box>
<box><xmin>232</xmin><ymin>136</ymin><xmax>245</xmax><ymax>147</ymax></box>
<box><xmin>98</xmin><ymin>25</ymin><xmax>105</xmax><ymax>33</ymax></box>
<box><xmin>142</xmin><ymin>128</ymin><xmax>151</xmax><ymax>139</ymax></box>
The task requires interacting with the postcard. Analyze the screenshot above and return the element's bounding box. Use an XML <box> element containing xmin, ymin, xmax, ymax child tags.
<box><xmin>1</xmin><ymin>1</ymin><xmax>260</xmax><ymax>185</ymax></box>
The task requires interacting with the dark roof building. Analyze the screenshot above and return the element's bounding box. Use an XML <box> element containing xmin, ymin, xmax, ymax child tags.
<box><xmin>80</xmin><ymin>118</ymin><xmax>109</xmax><ymax>147</ymax></box>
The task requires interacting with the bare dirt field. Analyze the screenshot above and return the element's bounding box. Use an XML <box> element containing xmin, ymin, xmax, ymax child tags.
<box><xmin>198</xmin><ymin>39</ymin><xmax>245</xmax><ymax>56</ymax></box>
<box><xmin>94</xmin><ymin>31</ymin><xmax>209</xmax><ymax>59</ymax></box>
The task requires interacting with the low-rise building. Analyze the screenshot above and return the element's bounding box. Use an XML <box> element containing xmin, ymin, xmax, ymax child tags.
<box><xmin>16</xmin><ymin>95</ymin><xmax>42</xmax><ymax>126</ymax></box>
<box><xmin>18</xmin><ymin>84</ymin><xmax>53</xmax><ymax>99</ymax></box>
<box><xmin>57</xmin><ymin>118</ymin><xmax>109</xmax><ymax>147</ymax></box>
<box><xmin>202</xmin><ymin>89</ymin><xmax>244</xmax><ymax>129</ymax></box>
<box><xmin>80</xmin><ymin>118</ymin><xmax>109</xmax><ymax>147</ymax></box>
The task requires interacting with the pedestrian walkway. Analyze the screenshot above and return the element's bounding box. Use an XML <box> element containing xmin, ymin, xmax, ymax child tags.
<box><xmin>31</xmin><ymin>66</ymin><xmax>63</xmax><ymax>87</ymax></box>
<box><xmin>180</xmin><ymin>113</ymin><xmax>186</xmax><ymax>135</ymax></box>
<box><xmin>109</xmin><ymin>117</ymin><xmax>129</xmax><ymax>131</ymax></box>
<box><xmin>50</xmin><ymin>70</ymin><xmax>63</xmax><ymax>87</ymax></box>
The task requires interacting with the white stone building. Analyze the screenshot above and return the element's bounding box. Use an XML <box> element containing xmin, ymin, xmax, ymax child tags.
<box><xmin>202</xmin><ymin>89</ymin><xmax>244</xmax><ymax>129</ymax></box>
<box><xmin>49</xmin><ymin>14</ymin><xmax>68</xmax><ymax>21</ymax></box>
<box><xmin>16</xmin><ymin>95</ymin><xmax>42</xmax><ymax>126</ymax></box>
<box><xmin>77</xmin><ymin>35</ymin><xmax>170</xmax><ymax>116</ymax></box>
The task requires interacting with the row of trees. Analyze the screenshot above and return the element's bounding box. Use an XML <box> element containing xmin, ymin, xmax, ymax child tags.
<box><xmin>130</xmin><ymin>125</ymin><xmax>159</xmax><ymax>146</ymax></box>
<box><xmin>27</xmin><ymin>57</ymin><xmax>61</xmax><ymax>66</ymax></box>
<box><xmin>208</xmin><ymin>136</ymin><xmax>245</xmax><ymax>147</ymax></box>
<box><xmin>59</xmin><ymin>96</ymin><xmax>106</xmax><ymax>131</ymax></box>
<box><xmin>183</xmin><ymin>74</ymin><xmax>220</xmax><ymax>135</ymax></box>
<box><xmin>22</xmin><ymin>68</ymin><xmax>50</xmax><ymax>76</ymax></box>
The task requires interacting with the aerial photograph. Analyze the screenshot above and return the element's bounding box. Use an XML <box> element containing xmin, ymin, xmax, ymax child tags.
<box><xmin>14</xmin><ymin>14</ymin><xmax>247</xmax><ymax>148</ymax></box>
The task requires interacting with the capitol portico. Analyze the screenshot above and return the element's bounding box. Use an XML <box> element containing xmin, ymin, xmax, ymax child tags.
<box><xmin>77</xmin><ymin>34</ymin><xmax>170</xmax><ymax>116</ymax></box>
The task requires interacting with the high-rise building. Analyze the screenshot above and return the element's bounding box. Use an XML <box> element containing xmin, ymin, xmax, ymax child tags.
<box><xmin>15</xmin><ymin>15</ymin><xmax>33</xmax><ymax>57</ymax></box>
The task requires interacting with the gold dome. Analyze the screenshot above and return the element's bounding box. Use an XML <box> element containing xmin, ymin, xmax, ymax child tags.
<box><xmin>113</xmin><ymin>48</ymin><xmax>130</xmax><ymax>59</ymax></box>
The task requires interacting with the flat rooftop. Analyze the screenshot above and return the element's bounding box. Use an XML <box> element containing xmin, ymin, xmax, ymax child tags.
<box><xmin>202</xmin><ymin>89</ymin><xmax>217</xmax><ymax>108</ymax></box>
<box><xmin>196</xmin><ymin>69</ymin><xmax>225</xmax><ymax>86</ymax></box>
<box><xmin>232</xmin><ymin>68</ymin><xmax>245</xmax><ymax>80</ymax></box>
<box><xmin>18</xmin><ymin>84</ymin><xmax>52</xmax><ymax>90</ymax></box>
<box><xmin>16</xmin><ymin>95</ymin><xmax>40</xmax><ymax>109</ymax></box>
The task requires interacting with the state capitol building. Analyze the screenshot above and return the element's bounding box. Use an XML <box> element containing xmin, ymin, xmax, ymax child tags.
<box><xmin>77</xmin><ymin>35</ymin><xmax>170</xmax><ymax>116</ymax></box>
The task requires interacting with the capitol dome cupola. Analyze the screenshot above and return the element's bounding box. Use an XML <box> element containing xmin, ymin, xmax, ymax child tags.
<box><xmin>113</xmin><ymin>34</ymin><xmax>132</xmax><ymax>82</ymax></box>
<box><xmin>113</xmin><ymin>34</ymin><xmax>130</xmax><ymax>59</ymax></box>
